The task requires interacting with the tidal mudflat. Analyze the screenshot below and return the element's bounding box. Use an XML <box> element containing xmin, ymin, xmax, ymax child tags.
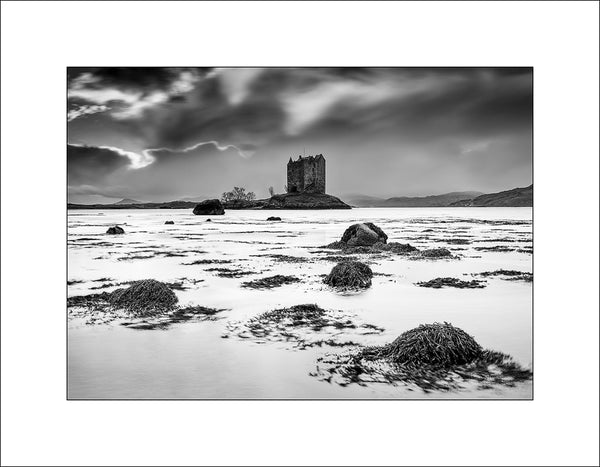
<box><xmin>68</xmin><ymin>207</ymin><xmax>532</xmax><ymax>399</ymax></box>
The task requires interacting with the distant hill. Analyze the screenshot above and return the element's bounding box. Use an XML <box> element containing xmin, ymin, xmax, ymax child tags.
<box><xmin>450</xmin><ymin>185</ymin><xmax>532</xmax><ymax>207</ymax></box>
<box><xmin>344</xmin><ymin>194</ymin><xmax>386</xmax><ymax>207</ymax></box>
<box><xmin>68</xmin><ymin>200</ymin><xmax>197</xmax><ymax>210</ymax></box>
<box><xmin>178</xmin><ymin>196</ymin><xmax>212</xmax><ymax>203</ymax></box>
<box><xmin>382</xmin><ymin>191</ymin><xmax>484</xmax><ymax>207</ymax></box>
<box><xmin>346</xmin><ymin>191</ymin><xmax>483</xmax><ymax>207</ymax></box>
<box><xmin>113</xmin><ymin>198</ymin><xmax>142</xmax><ymax>205</ymax></box>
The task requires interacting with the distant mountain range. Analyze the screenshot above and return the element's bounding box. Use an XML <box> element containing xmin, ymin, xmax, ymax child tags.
<box><xmin>68</xmin><ymin>185</ymin><xmax>533</xmax><ymax>209</ymax></box>
<box><xmin>345</xmin><ymin>191</ymin><xmax>483</xmax><ymax>207</ymax></box>
<box><xmin>346</xmin><ymin>186</ymin><xmax>532</xmax><ymax>207</ymax></box>
<box><xmin>449</xmin><ymin>184</ymin><xmax>532</xmax><ymax>207</ymax></box>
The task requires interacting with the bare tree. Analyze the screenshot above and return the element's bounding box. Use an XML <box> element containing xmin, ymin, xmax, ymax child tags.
<box><xmin>221</xmin><ymin>186</ymin><xmax>256</xmax><ymax>203</ymax></box>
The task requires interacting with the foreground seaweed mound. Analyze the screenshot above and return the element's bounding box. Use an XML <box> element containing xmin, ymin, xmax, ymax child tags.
<box><xmin>313</xmin><ymin>322</ymin><xmax>532</xmax><ymax>391</ymax></box>
<box><xmin>341</xmin><ymin>223</ymin><xmax>388</xmax><ymax>246</ymax></box>
<box><xmin>324</xmin><ymin>261</ymin><xmax>373</xmax><ymax>289</ymax></box>
<box><xmin>224</xmin><ymin>304</ymin><xmax>384</xmax><ymax>349</ymax></box>
<box><xmin>379</xmin><ymin>323</ymin><xmax>482</xmax><ymax>366</ymax></box>
<box><xmin>68</xmin><ymin>280</ymin><xmax>224</xmax><ymax>327</ymax></box>
<box><xmin>109</xmin><ymin>279</ymin><xmax>178</xmax><ymax>314</ymax></box>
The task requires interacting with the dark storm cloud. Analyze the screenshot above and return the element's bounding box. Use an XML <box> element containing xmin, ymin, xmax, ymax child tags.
<box><xmin>67</xmin><ymin>144</ymin><xmax>148</xmax><ymax>185</ymax></box>
<box><xmin>68</xmin><ymin>67</ymin><xmax>211</xmax><ymax>93</ymax></box>
<box><xmin>67</xmin><ymin>67</ymin><xmax>533</xmax><ymax>202</ymax></box>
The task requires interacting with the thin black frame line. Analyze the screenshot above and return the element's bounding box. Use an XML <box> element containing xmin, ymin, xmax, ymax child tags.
<box><xmin>66</xmin><ymin>66</ymin><xmax>534</xmax><ymax>401</ymax></box>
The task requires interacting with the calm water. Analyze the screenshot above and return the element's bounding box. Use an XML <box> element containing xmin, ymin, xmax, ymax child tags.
<box><xmin>68</xmin><ymin>207</ymin><xmax>532</xmax><ymax>399</ymax></box>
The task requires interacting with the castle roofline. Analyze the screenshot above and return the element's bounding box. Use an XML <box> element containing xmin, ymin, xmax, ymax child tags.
<box><xmin>288</xmin><ymin>154</ymin><xmax>325</xmax><ymax>163</ymax></box>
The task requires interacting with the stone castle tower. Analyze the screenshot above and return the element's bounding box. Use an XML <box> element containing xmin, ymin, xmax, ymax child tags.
<box><xmin>287</xmin><ymin>154</ymin><xmax>326</xmax><ymax>194</ymax></box>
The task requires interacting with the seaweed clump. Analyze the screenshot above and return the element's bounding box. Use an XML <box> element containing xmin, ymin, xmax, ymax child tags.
<box><xmin>375</xmin><ymin>323</ymin><xmax>482</xmax><ymax>366</ymax></box>
<box><xmin>241</xmin><ymin>275</ymin><xmax>301</xmax><ymax>289</ymax></box>
<box><xmin>324</xmin><ymin>261</ymin><xmax>373</xmax><ymax>290</ymax></box>
<box><xmin>416</xmin><ymin>248</ymin><xmax>453</xmax><ymax>259</ymax></box>
<box><xmin>121</xmin><ymin>305</ymin><xmax>223</xmax><ymax>330</ymax></box>
<box><xmin>478</xmin><ymin>270</ymin><xmax>532</xmax><ymax>282</ymax></box>
<box><xmin>416</xmin><ymin>277</ymin><xmax>486</xmax><ymax>289</ymax></box>
<box><xmin>224</xmin><ymin>304</ymin><xmax>384</xmax><ymax>349</ymax></box>
<box><xmin>313</xmin><ymin>322</ymin><xmax>532</xmax><ymax>392</ymax></box>
<box><xmin>109</xmin><ymin>279</ymin><xmax>178</xmax><ymax>315</ymax></box>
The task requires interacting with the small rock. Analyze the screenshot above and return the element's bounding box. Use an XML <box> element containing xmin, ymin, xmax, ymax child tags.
<box><xmin>164</xmin><ymin>220</ymin><xmax>174</xmax><ymax>225</ymax></box>
<box><xmin>106</xmin><ymin>225</ymin><xmax>125</xmax><ymax>235</ymax></box>
<box><xmin>267</xmin><ymin>216</ymin><xmax>282</xmax><ymax>221</ymax></box>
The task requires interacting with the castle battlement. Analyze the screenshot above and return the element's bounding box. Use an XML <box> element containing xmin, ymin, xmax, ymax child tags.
<box><xmin>287</xmin><ymin>154</ymin><xmax>326</xmax><ymax>194</ymax></box>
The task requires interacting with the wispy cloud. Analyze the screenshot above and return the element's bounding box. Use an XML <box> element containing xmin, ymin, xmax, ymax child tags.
<box><xmin>67</xmin><ymin>69</ymin><xmax>201</xmax><ymax>119</ymax></box>
<box><xmin>67</xmin><ymin>104</ymin><xmax>110</xmax><ymax>122</ymax></box>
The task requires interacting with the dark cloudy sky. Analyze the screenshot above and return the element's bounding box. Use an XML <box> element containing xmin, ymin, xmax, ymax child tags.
<box><xmin>67</xmin><ymin>67</ymin><xmax>532</xmax><ymax>203</ymax></box>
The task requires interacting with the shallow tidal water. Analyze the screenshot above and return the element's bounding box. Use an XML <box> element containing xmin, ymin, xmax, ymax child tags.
<box><xmin>68</xmin><ymin>207</ymin><xmax>532</xmax><ymax>399</ymax></box>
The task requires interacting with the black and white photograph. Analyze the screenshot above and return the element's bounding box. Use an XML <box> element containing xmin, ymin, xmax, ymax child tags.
<box><xmin>2</xmin><ymin>2</ymin><xmax>598</xmax><ymax>466</ymax></box>
<box><xmin>67</xmin><ymin>66</ymin><xmax>534</xmax><ymax>400</ymax></box>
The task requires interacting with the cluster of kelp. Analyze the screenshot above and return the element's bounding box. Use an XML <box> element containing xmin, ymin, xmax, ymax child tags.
<box><xmin>223</xmin><ymin>304</ymin><xmax>384</xmax><ymax>350</ymax></box>
<box><xmin>312</xmin><ymin>322</ymin><xmax>531</xmax><ymax>391</ymax></box>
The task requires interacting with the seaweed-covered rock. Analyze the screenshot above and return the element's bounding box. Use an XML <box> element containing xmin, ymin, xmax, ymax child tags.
<box><xmin>341</xmin><ymin>223</ymin><xmax>388</xmax><ymax>247</ymax></box>
<box><xmin>106</xmin><ymin>225</ymin><xmax>125</xmax><ymax>235</ymax></box>
<box><xmin>164</xmin><ymin>220</ymin><xmax>174</xmax><ymax>225</ymax></box>
<box><xmin>109</xmin><ymin>279</ymin><xmax>178</xmax><ymax>314</ymax></box>
<box><xmin>267</xmin><ymin>216</ymin><xmax>282</xmax><ymax>221</ymax></box>
<box><xmin>314</xmin><ymin>322</ymin><xmax>532</xmax><ymax>391</ymax></box>
<box><xmin>193</xmin><ymin>199</ymin><xmax>225</xmax><ymax>215</ymax></box>
<box><xmin>378</xmin><ymin>322</ymin><xmax>482</xmax><ymax>366</ymax></box>
<box><xmin>324</xmin><ymin>261</ymin><xmax>373</xmax><ymax>289</ymax></box>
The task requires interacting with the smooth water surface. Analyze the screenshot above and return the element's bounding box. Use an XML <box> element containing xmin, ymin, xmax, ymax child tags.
<box><xmin>68</xmin><ymin>207</ymin><xmax>532</xmax><ymax>399</ymax></box>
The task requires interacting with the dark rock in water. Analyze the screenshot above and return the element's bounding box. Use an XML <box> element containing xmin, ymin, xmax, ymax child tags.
<box><xmin>324</xmin><ymin>261</ymin><xmax>373</xmax><ymax>289</ymax></box>
<box><xmin>109</xmin><ymin>279</ymin><xmax>178</xmax><ymax>315</ymax></box>
<box><xmin>164</xmin><ymin>220</ymin><xmax>174</xmax><ymax>225</ymax></box>
<box><xmin>419</xmin><ymin>248</ymin><xmax>452</xmax><ymax>258</ymax></box>
<box><xmin>193</xmin><ymin>199</ymin><xmax>225</xmax><ymax>215</ymax></box>
<box><xmin>206</xmin><ymin>218</ymin><xmax>212</xmax><ymax>222</ymax></box>
<box><xmin>267</xmin><ymin>216</ymin><xmax>282</xmax><ymax>221</ymax></box>
<box><xmin>106</xmin><ymin>225</ymin><xmax>125</xmax><ymax>235</ymax></box>
<box><xmin>341</xmin><ymin>223</ymin><xmax>388</xmax><ymax>247</ymax></box>
<box><xmin>416</xmin><ymin>277</ymin><xmax>486</xmax><ymax>289</ymax></box>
